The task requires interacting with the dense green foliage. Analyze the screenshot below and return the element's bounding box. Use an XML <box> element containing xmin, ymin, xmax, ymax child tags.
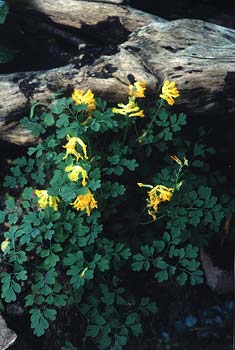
<box><xmin>0</xmin><ymin>83</ymin><xmax>234</xmax><ymax>349</ymax></box>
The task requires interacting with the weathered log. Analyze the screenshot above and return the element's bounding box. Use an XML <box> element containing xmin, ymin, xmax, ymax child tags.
<box><xmin>124</xmin><ymin>19</ymin><xmax>235</xmax><ymax>115</ymax></box>
<box><xmin>1</xmin><ymin>1</ymin><xmax>235</xmax><ymax>144</ymax></box>
<box><xmin>9</xmin><ymin>0</ymin><xmax>162</xmax><ymax>34</ymax></box>
<box><xmin>0</xmin><ymin>314</ymin><xmax>17</xmax><ymax>350</ymax></box>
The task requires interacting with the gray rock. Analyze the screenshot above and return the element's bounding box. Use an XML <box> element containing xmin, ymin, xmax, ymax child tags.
<box><xmin>0</xmin><ymin>315</ymin><xmax>17</xmax><ymax>350</ymax></box>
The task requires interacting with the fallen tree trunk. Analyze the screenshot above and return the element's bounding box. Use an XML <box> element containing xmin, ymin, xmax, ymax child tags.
<box><xmin>1</xmin><ymin>1</ymin><xmax>235</xmax><ymax>144</ymax></box>
<box><xmin>9</xmin><ymin>0</ymin><xmax>162</xmax><ymax>34</ymax></box>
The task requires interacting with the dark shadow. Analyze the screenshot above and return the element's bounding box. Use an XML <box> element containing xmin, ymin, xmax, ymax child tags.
<box><xmin>0</xmin><ymin>10</ymin><xmax>129</xmax><ymax>74</ymax></box>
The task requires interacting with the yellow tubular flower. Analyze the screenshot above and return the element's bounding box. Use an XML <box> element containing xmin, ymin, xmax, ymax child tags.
<box><xmin>80</xmin><ymin>267</ymin><xmax>88</xmax><ymax>279</ymax></box>
<box><xmin>72</xmin><ymin>89</ymin><xmax>96</xmax><ymax>112</ymax></box>
<box><xmin>76</xmin><ymin>137</ymin><xmax>88</xmax><ymax>159</ymax></box>
<box><xmin>48</xmin><ymin>196</ymin><xmax>60</xmax><ymax>211</ymax></box>
<box><xmin>147</xmin><ymin>185</ymin><xmax>174</xmax><ymax>220</ymax></box>
<box><xmin>112</xmin><ymin>99</ymin><xmax>144</xmax><ymax>118</ymax></box>
<box><xmin>1</xmin><ymin>238</ymin><xmax>10</xmax><ymax>253</ymax></box>
<box><xmin>129</xmin><ymin>81</ymin><xmax>146</xmax><ymax>99</ymax></box>
<box><xmin>129</xmin><ymin>109</ymin><xmax>144</xmax><ymax>118</ymax></box>
<box><xmin>62</xmin><ymin>135</ymin><xmax>88</xmax><ymax>161</ymax></box>
<box><xmin>137</xmin><ymin>182</ymin><xmax>153</xmax><ymax>189</ymax></box>
<box><xmin>71</xmin><ymin>190</ymin><xmax>97</xmax><ymax>216</ymax></box>
<box><xmin>35</xmin><ymin>190</ymin><xmax>48</xmax><ymax>209</ymax></box>
<box><xmin>65</xmin><ymin>164</ymin><xmax>88</xmax><ymax>186</ymax></box>
<box><xmin>160</xmin><ymin>80</ymin><xmax>180</xmax><ymax>106</ymax></box>
<box><xmin>138</xmin><ymin>183</ymin><xmax>174</xmax><ymax>221</ymax></box>
<box><xmin>148</xmin><ymin>185</ymin><xmax>173</xmax><ymax>204</ymax></box>
<box><xmin>35</xmin><ymin>190</ymin><xmax>60</xmax><ymax>211</ymax></box>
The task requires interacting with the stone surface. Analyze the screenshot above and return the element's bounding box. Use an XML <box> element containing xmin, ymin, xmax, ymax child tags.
<box><xmin>0</xmin><ymin>315</ymin><xmax>17</xmax><ymax>350</ymax></box>
<box><xmin>200</xmin><ymin>248</ymin><xmax>234</xmax><ymax>294</ymax></box>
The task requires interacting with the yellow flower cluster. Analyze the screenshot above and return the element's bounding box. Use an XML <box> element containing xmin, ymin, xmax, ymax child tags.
<box><xmin>128</xmin><ymin>81</ymin><xmax>146</xmax><ymax>99</ymax></box>
<box><xmin>138</xmin><ymin>183</ymin><xmax>174</xmax><ymax>221</ymax></box>
<box><xmin>65</xmin><ymin>164</ymin><xmax>88</xmax><ymax>186</ymax></box>
<box><xmin>160</xmin><ymin>80</ymin><xmax>180</xmax><ymax>106</ymax></box>
<box><xmin>34</xmin><ymin>80</ymin><xmax>180</xmax><ymax>217</ymax></box>
<box><xmin>35</xmin><ymin>190</ymin><xmax>60</xmax><ymax>211</ymax></box>
<box><xmin>113</xmin><ymin>79</ymin><xmax>179</xmax><ymax>118</ymax></box>
<box><xmin>113</xmin><ymin>100</ymin><xmax>144</xmax><ymax>118</ymax></box>
<box><xmin>113</xmin><ymin>80</ymin><xmax>146</xmax><ymax>118</ymax></box>
<box><xmin>72</xmin><ymin>89</ymin><xmax>96</xmax><ymax>113</ymax></box>
<box><xmin>71</xmin><ymin>190</ymin><xmax>97</xmax><ymax>216</ymax></box>
<box><xmin>63</xmin><ymin>132</ymin><xmax>97</xmax><ymax>216</ymax></box>
<box><xmin>62</xmin><ymin>135</ymin><xmax>88</xmax><ymax>161</ymax></box>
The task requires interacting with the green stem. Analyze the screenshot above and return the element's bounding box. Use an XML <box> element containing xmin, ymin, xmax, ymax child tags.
<box><xmin>123</xmin><ymin>117</ymin><xmax>130</xmax><ymax>145</ymax></box>
<box><xmin>146</xmin><ymin>99</ymin><xmax>164</xmax><ymax>134</ymax></box>
<box><xmin>173</xmin><ymin>164</ymin><xmax>183</xmax><ymax>190</ymax></box>
<box><xmin>139</xmin><ymin>214</ymin><xmax>167</xmax><ymax>225</ymax></box>
<box><xmin>133</xmin><ymin>122</ymin><xmax>140</xmax><ymax>139</ymax></box>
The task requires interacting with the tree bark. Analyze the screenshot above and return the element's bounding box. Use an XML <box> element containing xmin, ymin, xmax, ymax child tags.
<box><xmin>1</xmin><ymin>1</ymin><xmax>235</xmax><ymax>144</ymax></box>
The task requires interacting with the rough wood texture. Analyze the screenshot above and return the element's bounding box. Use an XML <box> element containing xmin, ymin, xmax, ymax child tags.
<box><xmin>0</xmin><ymin>50</ymin><xmax>158</xmax><ymax>144</ymax></box>
<box><xmin>9</xmin><ymin>0</ymin><xmax>161</xmax><ymax>33</ymax></box>
<box><xmin>124</xmin><ymin>19</ymin><xmax>235</xmax><ymax>116</ymax></box>
<box><xmin>0</xmin><ymin>315</ymin><xmax>17</xmax><ymax>350</ymax></box>
<box><xmin>200</xmin><ymin>248</ymin><xmax>234</xmax><ymax>294</ymax></box>
<box><xmin>1</xmin><ymin>1</ymin><xmax>235</xmax><ymax>143</ymax></box>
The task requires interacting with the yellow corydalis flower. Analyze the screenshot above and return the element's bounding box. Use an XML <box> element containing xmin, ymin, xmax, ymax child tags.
<box><xmin>113</xmin><ymin>80</ymin><xmax>146</xmax><ymax>117</ymax></box>
<box><xmin>138</xmin><ymin>183</ymin><xmax>174</xmax><ymax>221</ymax></box>
<box><xmin>1</xmin><ymin>238</ymin><xmax>10</xmax><ymax>253</ymax></box>
<box><xmin>113</xmin><ymin>99</ymin><xmax>144</xmax><ymax>118</ymax></box>
<box><xmin>63</xmin><ymin>135</ymin><xmax>88</xmax><ymax>161</ymax></box>
<box><xmin>129</xmin><ymin>81</ymin><xmax>146</xmax><ymax>99</ymax></box>
<box><xmin>160</xmin><ymin>80</ymin><xmax>180</xmax><ymax>106</ymax></box>
<box><xmin>80</xmin><ymin>267</ymin><xmax>88</xmax><ymax>279</ymax></box>
<box><xmin>35</xmin><ymin>190</ymin><xmax>60</xmax><ymax>211</ymax></box>
<box><xmin>72</xmin><ymin>89</ymin><xmax>96</xmax><ymax>112</ymax></box>
<box><xmin>65</xmin><ymin>164</ymin><xmax>88</xmax><ymax>186</ymax></box>
<box><xmin>71</xmin><ymin>190</ymin><xmax>97</xmax><ymax>216</ymax></box>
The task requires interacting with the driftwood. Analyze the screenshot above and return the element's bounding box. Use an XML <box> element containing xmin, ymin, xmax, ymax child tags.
<box><xmin>9</xmin><ymin>0</ymin><xmax>161</xmax><ymax>34</ymax></box>
<box><xmin>0</xmin><ymin>315</ymin><xmax>17</xmax><ymax>350</ymax></box>
<box><xmin>0</xmin><ymin>0</ymin><xmax>235</xmax><ymax>144</ymax></box>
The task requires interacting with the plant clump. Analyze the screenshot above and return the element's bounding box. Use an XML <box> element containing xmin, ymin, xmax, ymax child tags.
<box><xmin>0</xmin><ymin>77</ymin><xmax>233</xmax><ymax>349</ymax></box>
